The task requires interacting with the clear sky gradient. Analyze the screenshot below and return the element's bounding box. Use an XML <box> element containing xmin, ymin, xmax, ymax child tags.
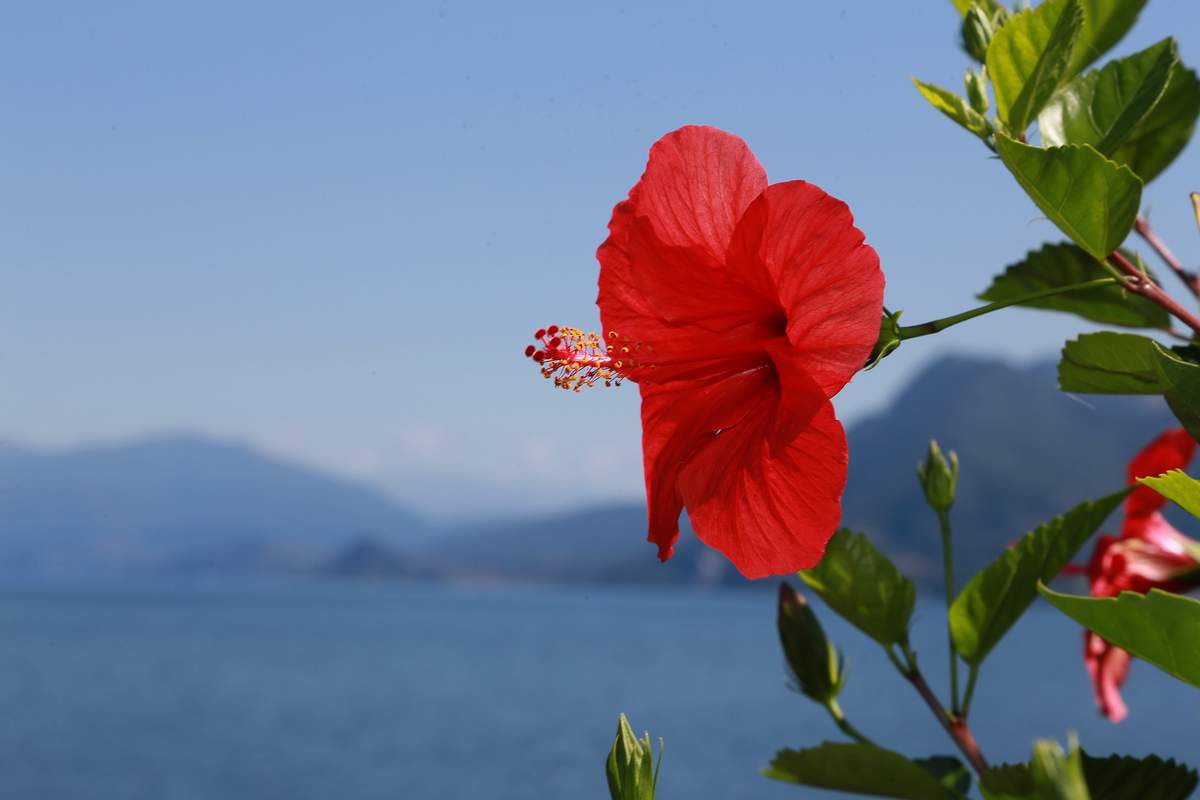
<box><xmin>3</xmin><ymin>1</ymin><xmax>1199</xmax><ymax>518</ymax></box>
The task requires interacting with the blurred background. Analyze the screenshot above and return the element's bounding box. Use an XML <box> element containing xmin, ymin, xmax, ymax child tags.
<box><xmin>2</xmin><ymin>1</ymin><xmax>1200</xmax><ymax>797</ymax></box>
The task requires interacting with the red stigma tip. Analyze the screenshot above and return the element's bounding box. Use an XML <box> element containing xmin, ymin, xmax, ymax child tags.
<box><xmin>549</xmin><ymin>337</ymin><xmax>562</xmax><ymax>348</ymax></box>
<box><xmin>532</xmin><ymin>351</ymin><xmax>546</xmax><ymax>363</ymax></box>
<box><xmin>546</xmin><ymin>325</ymin><xmax>559</xmax><ymax>336</ymax></box>
<box><xmin>534</xmin><ymin>328</ymin><xmax>547</xmax><ymax>340</ymax></box>
<box><xmin>524</xmin><ymin>345</ymin><xmax>536</xmax><ymax>358</ymax></box>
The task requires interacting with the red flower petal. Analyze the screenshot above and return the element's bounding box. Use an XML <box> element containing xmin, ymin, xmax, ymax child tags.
<box><xmin>725</xmin><ymin>180</ymin><xmax>884</xmax><ymax>397</ymax></box>
<box><xmin>625</xmin><ymin>125</ymin><xmax>768</xmax><ymax>268</ymax></box>
<box><xmin>678</xmin><ymin>399</ymin><xmax>846</xmax><ymax>579</ymax></box>
<box><xmin>637</xmin><ymin>366</ymin><xmax>779</xmax><ymax>562</ymax></box>
<box><xmin>1127</xmin><ymin>428</ymin><xmax>1197</xmax><ymax>518</ymax></box>
<box><xmin>597</xmin><ymin>206</ymin><xmax>780</xmax><ymax>382</ymax></box>
<box><xmin>1084</xmin><ymin>631</ymin><xmax>1131</xmax><ymax>723</ymax></box>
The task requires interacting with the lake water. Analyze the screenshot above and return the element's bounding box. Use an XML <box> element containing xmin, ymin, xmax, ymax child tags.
<box><xmin>0</xmin><ymin>579</ymin><xmax>1195</xmax><ymax>799</ymax></box>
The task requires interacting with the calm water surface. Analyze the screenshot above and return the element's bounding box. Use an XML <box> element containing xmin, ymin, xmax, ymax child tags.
<box><xmin>0</xmin><ymin>579</ymin><xmax>1195</xmax><ymax>799</ymax></box>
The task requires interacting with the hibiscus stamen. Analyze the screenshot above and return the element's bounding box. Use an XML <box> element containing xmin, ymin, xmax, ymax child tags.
<box><xmin>524</xmin><ymin>325</ymin><xmax>631</xmax><ymax>391</ymax></box>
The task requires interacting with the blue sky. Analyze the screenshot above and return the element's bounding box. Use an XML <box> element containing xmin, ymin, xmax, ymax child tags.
<box><xmin>2</xmin><ymin>1</ymin><xmax>1198</xmax><ymax>519</ymax></box>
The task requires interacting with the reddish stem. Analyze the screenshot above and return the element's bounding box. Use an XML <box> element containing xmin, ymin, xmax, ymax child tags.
<box><xmin>1109</xmin><ymin>251</ymin><xmax>1200</xmax><ymax>337</ymax></box>
<box><xmin>1135</xmin><ymin>215</ymin><xmax>1200</xmax><ymax>299</ymax></box>
<box><xmin>900</xmin><ymin>655</ymin><xmax>989</xmax><ymax>774</ymax></box>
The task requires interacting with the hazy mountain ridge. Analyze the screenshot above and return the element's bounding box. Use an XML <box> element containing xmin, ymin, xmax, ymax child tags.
<box><xmin>0</xmin><ymin>355</ymin><xmax>1178</xmax><ymax>586</ymax></box>
<box><xmin>0</xmin><ymin>434</ymin><xmax>427</xmax><ymax>576</ymax></box>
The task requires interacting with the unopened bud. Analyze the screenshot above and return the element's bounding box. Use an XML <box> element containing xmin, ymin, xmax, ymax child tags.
<box><xmin>605</xmin><ymin>714</ymin><xmax>662</xmax><ymax>800</ymax></box>
<box><xmin>777</xmin><ymin>583</ymin><xmax>845</xmax><ymax>704</ymax></box>
<box><xmin>962</xmin><ymin>5</ymin><xmax>995</xmax><ymax>62</ymax></box>
<box><xmin>965</xmin><ymin>67</ymin><xmax>989</xmax><ymax>114</ymax></box>
<box><xmin>917</xmin><ymin>440</ymin><xmax>959</xmax><ymax>512</ymax></box>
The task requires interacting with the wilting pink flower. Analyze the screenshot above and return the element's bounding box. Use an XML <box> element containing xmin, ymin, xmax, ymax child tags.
<box><xmin>1066</xmin><ymin>428</ymin><xmax>1200</xmax><ymax>722</ymax></box>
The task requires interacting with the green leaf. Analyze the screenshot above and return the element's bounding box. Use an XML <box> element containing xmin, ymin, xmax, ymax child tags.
<box><xmin>979</xmin><ymin>243</ymin><xmax>1168</xmax><ymax>329</ymax></box>
<box><xmin>1039</xmin><ymin>585</ymin><xmax>1200</xmax><ymax>687</ymax></box>
<box><xmin>1156</xmin><ymin>349</ymin><xmax>1200</xmax><ymax>444</ymax></box>
<box><xmin>950</xmin><ymin>491</ymin><xmax>1126</xmax><ymax>665</ymax></box>
<box><xmin>1040</xmin><ymin>39</ymin><xmax>1177</xmax><ymax>155</ymax></box>
<box><xmin>916</xmin><ymin>756</ymin><xmax>973</xmax><ymax>797</ymax></box>
<box><xmin>987</xmin><ymin>0</ymin><xmax>1083</xmax><ymax>133</ymax></box>
<box><xmin>1067</xmin><ymin>0</ymin><xmax>1150</xmax><ymax>75</ymax></box>
<box><xmin>1058</xmin><ymin>334</ymin><xmax>1200</xmax><ymax>441</ymax></box>
<box><xmin>995</xmin><ymin>135</ymin><xmax>1142</xmax><ymax>260</ymax></box>
<box><xmin>1111</xmin><ymin>63</ymin><xmax>1200</xmax><ymax>182</ymax></box>
<box><xmin>799</xmin><ymin>529</ymin><xmax>915</xmax><ymax>647</ymax></box>
<box><xmin>1138</xmin><ymin>470</ymin><xmax>1200</xmax><ymax>519</ymax></box>
<box><xmin>765</xmin><ymin>743</ymin><xmax>965</xmax><ymax>799</ymax></box>
<box><xmin>913</xmin><ymin>79</ymin><xmax>993</xmax><ymax>140</ymax></box>
<box><xmin>1080</xmin><ymin>752</ymin><xmax>1198</xmax><ymax>800</ymax></box>
<box><xmin>1058</xmin><ymin>332</ymin><xmax>1164</xmax><ymax>394</ymax></box>
<box><xmin>981</xmin><ymin>763</ymin><xmax>1037</xmax><ymax>800</ymax></box>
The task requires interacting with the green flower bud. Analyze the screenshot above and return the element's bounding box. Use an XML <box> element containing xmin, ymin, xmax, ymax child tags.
<box><xmin>605</xmin><ymin>714</ymin><xmax>662</xmax><ymax>800</ymax></box>
<box><xmin>917</xmin><ymin>440</ymin><xmax>959</xmax><ymax>513</ymax></box>
<box><xmin>1030</xmin><ymin>735</ymin><xmax>1090</xmax><ymax>800</ymax></box>
<box><xmin>962</xmin><ymin>5</ymin><xmax>994</xmax><ymax>63</ymax></box>
<box><xmin>965</xmin><ymin>67</ymin><xmax>989</xmax><ymax>114</ymax></box>
<box><xmin>777</xmin><ymin>583</ymin><xmax>846</xmax><ymax>704</ymax></box>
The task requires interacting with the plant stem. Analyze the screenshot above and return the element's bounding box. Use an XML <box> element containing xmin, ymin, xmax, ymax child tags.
<box><xmin>1135</xmin><ymin>215</ymin><xmax>1200</xmax><ymax>299</ymax></box>
<box><xmin>825</xmin><ymin>698</ymin><xmax>874</xmax><ymax>746</ymax></box>
<box><xmin>1108</xmin><ymin>251</ymin><xmax>1200</xmax><ymax>337</ymax></box>
<box><xmin>961</xmin><ymin>664</ymin><xmax>981</xmax><ymax>718</ymax></box>
<box><xmin>938</xmin><ymin>509</ymin><xmax>961</xmax><ymax>715</ymax></box>
<box><xmin>889</xmin><ymin>642</ymin><xmax>990</xmax><ymax>775</ymax></box>
<box><xmin>897</xmin><ymin>278</ymin><xmax>1120</xmax><ymax>340</ymax></box>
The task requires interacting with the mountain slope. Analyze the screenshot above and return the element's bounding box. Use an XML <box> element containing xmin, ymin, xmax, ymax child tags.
<box><xmin>0</xmin><ymin>434</ymin><xmax>426</xmax><ymax>575</ymax></box>
<box><xmin>424</xmin><ymin>356</ymin><xmax>1176</xmax><ymax>586</ymax></box>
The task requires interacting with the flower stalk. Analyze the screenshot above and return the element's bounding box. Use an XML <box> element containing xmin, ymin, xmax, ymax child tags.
<box><xmin>896</xmin><ymin>277</ymin><xmax>1121</xmax><ymax>340</ymax></box>
<box><xmin>1108</xmin><ymin>251</ymin><xmax>1200</xmax><ymax>337</ymax></box>
<box><xmin>1135</xmin><ymin>215</ymin><xmax>1200</xmax><ymax>299</ymax></box>
<box><xmin>889</xmin><ymin>641</ymin><xmax>989</xmax><ymax>775</ymax></box>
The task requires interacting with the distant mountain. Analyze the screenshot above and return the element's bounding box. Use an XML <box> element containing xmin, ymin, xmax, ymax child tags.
<box><xmin>0</xmin><ymin>435</ymin><xmax>426</xmax><ymax>576</ymax></box>
<box><xmin>0</xmin><ymin>355</ymin><xmax>1179</xmax><ymax>586</ymax></box>
<box><xmin>422</xmin><ymin>356</ymin><xmax>1175</xmax><ymax>587</ymax></box>
<box><xmin>843</xmin><ymin>357</ymin><xmax>1172</xmax><ymax>582</ymax></box>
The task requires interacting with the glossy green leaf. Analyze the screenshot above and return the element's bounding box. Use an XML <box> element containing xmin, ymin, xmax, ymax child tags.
<box><xmin>1058</xmin><ymin>332</ymin><xmax>1164</xmax><ymax>394</ymax></box>
<box><xmin>1111</xmin><ymin>63</ymin><xmax>1200</xmax><ymax>182</ymax></box>
<box><xmin>798</xmin><ymin>529</ymin><xmax>915</xmax><ymax>647</ymax></box>
<box><xmin>981</xmin><ymin>763</ymin><xmax>1036</xmax><ymax>800</ymax></box>
<box><xmin>1139</xmin><ymin>470</ymin><xmax>1200</xmax><ymax>519</ymax></box>
<box><xmin>914</xmin><ymin>79</ymin><xmax>992</xmax><ymax>140</ymax></box>
<box><xmin>980</xmin><ymin>753</ymin><xmax>1195</xmax><ymax>800</ymax></box>
<box><xmin>979</xmin><ymin>243</ymin><xmax>1168</xmax><ymax>329</ymax></box>
<box><xmin>987</xmin><ymin>0</ymin><xmax>1083</xmax><ymax>133</ymax></box>
<box><xmin>1080</xmin><ymin>752</ymin><xmax>1198</xmax><ymax>800</ymax></box>
<box><xmin>995</xmin><ymin>136</ymin><xmax>1142</xmax><ymax>260</ymax></box>
<box><xmin>1058</xmin><ymin>335</ymin><xmax>1200</xmax><ymax>440</ymax></box>
<box><xmin>1156</xmin><ymin>349</ymin><xmax>1200</xmax><ymax>444</ymax></box>
<box><xmin>1040</xmin><ymin>585</ymin><xmax>1200</xmax><ymax>687</ymax></box>
<box><xmin>916</xmin><ymin>757</ymin><xmax>973</xmax><ymax>797</ymax></box>
<box><xmin>950</xmin><ymin>491</ymin><xmax>1125</xmax><ymax>665</ymax></box>
<box><xmin>765</xmin><ymin>743</ymin><xmax>964</xmax><ymax>799</ymax></box>
<box><xmin>1039</xmin><ymin>39</ymin><xmax>1177</xmax><ymax>155</ymax></box>
<box><xmin>1067</xmin><ymin>0</ymin><xmax>1150</xmax><ymax>75</ymax></box>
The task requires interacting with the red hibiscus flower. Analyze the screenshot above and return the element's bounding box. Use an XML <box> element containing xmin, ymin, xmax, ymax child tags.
<box><xmin>526</xmin><ymin>126</ymin><xmax>884</xmax><ymax>578</ymax></box>
<box><xmin>1066</xmin><ymin>428</ymin><xmax>1200</xmax><ymax>722</ymax></box>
